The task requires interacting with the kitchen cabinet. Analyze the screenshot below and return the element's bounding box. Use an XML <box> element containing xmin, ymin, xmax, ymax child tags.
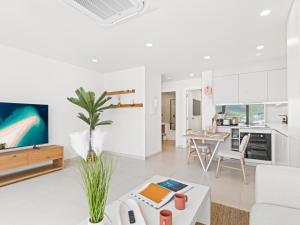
<box><xmin>274</xmin><ymin>131</ymin><xmax>289</xmax><ymax>166</ymax></box>
<box><xmin>268</xmin><ymin>69</ymin><xmax>287</xmax><ymax>102</ymax></box>
<box><xmin>289</xmin><ymin>137</ymin><xmax>300</xmax><ymax>167</ymax></box>
<box><xmin>239</xmin><ymin>72</ymin><xmax>268</xmax><ymax>103</ymax></box>
<box><xmin>214</xmin><ymin>75</ymin><xmax>239</xmax><ymax>104</ymax></box>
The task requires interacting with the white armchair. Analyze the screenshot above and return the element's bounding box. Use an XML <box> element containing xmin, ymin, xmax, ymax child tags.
<box><xmin>250</xmin><ymin>165</ymin><xmax>300</xmax><ymax>225</ymax></box>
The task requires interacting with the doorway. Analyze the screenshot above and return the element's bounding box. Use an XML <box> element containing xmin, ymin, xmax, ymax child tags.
<box><xmin>161</xmin><ymin>91</ymin><xmax>176</xmax><ymax>151</ymax></box>
<box><xmin>186</xmin><ymin>89</ymin><xmax>202</xmax><ymax>131</ymax></box>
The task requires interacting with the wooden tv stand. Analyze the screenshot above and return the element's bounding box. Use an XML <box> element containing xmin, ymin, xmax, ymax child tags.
<box><xmin>0</xmin><ymin>145</ymin><xmax>64</xmax><ymax>187</ymax></box>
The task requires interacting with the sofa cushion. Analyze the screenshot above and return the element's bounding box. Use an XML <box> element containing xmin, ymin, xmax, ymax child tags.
<box><xmin>250</xmin><ymin>203</ymin><xmax>300</xmax><ymax>225</ymax></box>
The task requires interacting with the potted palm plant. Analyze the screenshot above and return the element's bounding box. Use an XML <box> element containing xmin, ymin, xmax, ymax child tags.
<box><xmin>68</xmin><ymin>87</ymin><xmax>113</xmax><ymax>225</ymax></box>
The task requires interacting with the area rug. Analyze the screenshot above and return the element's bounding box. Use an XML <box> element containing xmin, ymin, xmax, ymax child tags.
<box><xmin>197</xmin><ymin>202</ymin><xmax>249</xmax><ymax>225</ymax></box>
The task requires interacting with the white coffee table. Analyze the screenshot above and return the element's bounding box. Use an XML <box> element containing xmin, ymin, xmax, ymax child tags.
<box><xmin>79</xmin><ymin>176</ymin><xmax>211</xmax><ymax>225</ymax></box>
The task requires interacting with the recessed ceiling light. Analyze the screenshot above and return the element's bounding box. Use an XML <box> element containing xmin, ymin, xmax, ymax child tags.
<box><xmin>256</xmin><ymin>52</ymin><xmax>263</xmax><ymax>57</ymax></box>
<box><xmin>145</xmin><ymin>43</ymin><xmax>153</xmax><ymax>48</ymax></box>
<box><xmin>189</xmin><ymin>73</ymin><xmax>195</xmax><ymax>77</ymax></box>
<box><xmin>204</xmin><ymin>56</ymin><xmax>211</xmax><ymax>60</ymax></box>
<box><xmin>256</xmin><ymin>45</ymin><xmax>265</xmax><ymax>50</ymax></box>
<box><xmin>260</xmin><ymin>9</ymin><xmax>271</xmax><ymax>17</ymax></box>
<box><xmin>91</xmin><ymin>58</ymin><xmax>98</xmax><ymax>63</ymax></box>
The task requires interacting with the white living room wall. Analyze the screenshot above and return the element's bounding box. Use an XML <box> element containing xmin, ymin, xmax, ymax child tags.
<box><xmin>145</xmin><ymin>70</ymin><xmax>162</xmax><ymax>157</ymax></box>
<box><xmin>102</xmin><ymin>67</ymin><xmax>146</xmax><ymax>159</ymax></box>
<box><xmin>0</xmin><ymin>45</ymin><xmax>104</xmax><ymax>159</ymax></box>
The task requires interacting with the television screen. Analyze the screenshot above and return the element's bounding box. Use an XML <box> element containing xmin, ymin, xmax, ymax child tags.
<box><xmin>0</xmin><ymin>102</ymin><xmax>48</xmax><ymax>150</ymax></box>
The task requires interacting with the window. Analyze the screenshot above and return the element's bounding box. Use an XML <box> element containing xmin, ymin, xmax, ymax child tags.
<box><xmin>216</xmin><ymin>104</ymin><xmax>265</xmax><ymax>125</ymax></box>
<box><xmin>249</xmin><ymin>104</ymin><xmax>265</xmax><ymax>125</ymax></box>
<box><xmin>224</xmin><ymin>105</ymin><xmax>247</xmax><ymax>124</ymax></box>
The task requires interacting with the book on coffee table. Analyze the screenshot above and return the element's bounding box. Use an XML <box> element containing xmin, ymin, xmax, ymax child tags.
<box><xmin>131</xmin><ymin>179</ymin><xmax>192</xmax><ymax>209</ymax></box>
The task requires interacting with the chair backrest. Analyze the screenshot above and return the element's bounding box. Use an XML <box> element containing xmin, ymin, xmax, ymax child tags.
<box><xmin>239</xmin><ymin>134</ymin><xmax>250</xmax><ymax>155</ymax></box>
<box><xmin>186</xmin><ymin>129</ymin><xmax>193</xmax><ymax>135</ymax></box>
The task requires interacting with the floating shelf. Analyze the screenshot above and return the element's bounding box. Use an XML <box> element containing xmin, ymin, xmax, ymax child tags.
<box><xmin>112</xmin><ymin>103</ymin><xmax>143</xmax><ymax>108</ymax></box>
<box><xmin>107</xmin><ymin>89</ymin><xmax>135</xmax><ymax>96</ymax></box>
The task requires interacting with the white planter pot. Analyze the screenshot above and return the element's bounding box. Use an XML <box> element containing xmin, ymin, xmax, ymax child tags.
<box><xmin>88</xmin><ymin>219</ymin><xmax>105</xmax><ymax>225</ymax></box>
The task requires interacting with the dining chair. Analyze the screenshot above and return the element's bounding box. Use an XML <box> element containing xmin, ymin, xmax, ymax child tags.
<box><xmin>216</xmin><ymin>134</ymin><xmax>251</xmax><ymax>184</ymax></box>
<box><xmin>186</xmin><ymin>129</ymin><xmax>212</xmax><ymax>163</ymax></box>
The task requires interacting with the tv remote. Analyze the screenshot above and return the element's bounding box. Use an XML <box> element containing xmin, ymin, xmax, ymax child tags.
<box><xmin>128</xmin><ymin>210</ymin><xmax>136</xmax><ymax>224</ymax></box>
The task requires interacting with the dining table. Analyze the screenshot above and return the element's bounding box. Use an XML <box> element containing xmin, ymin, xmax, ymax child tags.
<box><xmin>184</xmin><ymin>131</ymin><xmax>230</xmax><ymax>172</ymax></box>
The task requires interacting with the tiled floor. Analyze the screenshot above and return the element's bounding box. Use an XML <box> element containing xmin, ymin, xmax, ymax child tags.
<box><xmin>0</xmin><ymin>145</ymin><xmax>255</xmax><ymax>225</ymax></box>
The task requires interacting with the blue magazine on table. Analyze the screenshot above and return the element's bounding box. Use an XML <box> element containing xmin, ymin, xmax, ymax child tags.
<box><xmin>157</xmin><ymin>179</ymin><xmax>188</xmax><ymax>192</ymax></box>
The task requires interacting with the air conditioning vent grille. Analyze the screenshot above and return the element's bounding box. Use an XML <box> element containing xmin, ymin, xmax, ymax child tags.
<box><xmin>66</xmin><ymin>0</ymin><xmax>145</xmax><ymax>25</ymax></box>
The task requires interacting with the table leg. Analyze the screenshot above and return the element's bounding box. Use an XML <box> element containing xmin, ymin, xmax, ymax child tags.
<box><xmin>192</xmin><ymin>139</ymin><xmax>206</xmax><ymax>172</ymax></box>
<box><xmin>205</xmin><ymin>141</ymin><xmax>220</xmax><ymax>172</ymax></box>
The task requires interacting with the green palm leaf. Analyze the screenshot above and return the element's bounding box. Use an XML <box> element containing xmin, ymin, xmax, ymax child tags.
<box><xmin>78</xmin><ymin>112</ymin><xmax>90</xmax><ymax>126</ymax></box>
<box><xmin>96</xmin><ymin>120</ymin><xmax>113</xmax><ymax>126</ymax></box>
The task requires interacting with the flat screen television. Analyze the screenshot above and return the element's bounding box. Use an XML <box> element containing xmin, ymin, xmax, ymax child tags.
<box><xmin>0</xmin><ymin>102</ymin><xmax>48</xmax><ymax>150</ymax></box>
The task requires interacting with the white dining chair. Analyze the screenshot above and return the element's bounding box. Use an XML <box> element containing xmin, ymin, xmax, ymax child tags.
<box><xmin>216</xmin><ymin>134</ymin><xmax>251</xmax><ymax>184</ymax></box>
<box><xmin>186</xmin><ymin>129</ymin><xmax>212</xmax><ymax>163</ymax></box>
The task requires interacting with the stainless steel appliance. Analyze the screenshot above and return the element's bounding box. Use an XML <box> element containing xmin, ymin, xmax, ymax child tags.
<box><xmin>240</xmin><ymin>132</ymin><xmax>272</xmax><ymax>161</ymax></box>
<box><xmin>231</xmin><ymin>117</ymin><xmax>239</xmax><ymax>125</ymax></box>
<box><xmin>223</xmin><ymin>119</ymin><xmax>231</xmax><ymax>126</ymax></box>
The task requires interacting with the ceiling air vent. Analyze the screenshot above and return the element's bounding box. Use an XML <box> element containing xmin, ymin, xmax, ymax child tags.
<box><xmin>64</xmin><ymin>0</ymin><xmax>145</xmax><ymax>25</ymax></box>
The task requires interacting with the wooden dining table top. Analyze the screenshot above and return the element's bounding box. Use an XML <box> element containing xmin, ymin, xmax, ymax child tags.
<box><xmin>184</xmin><ymin>131</ymin><xmax>230</xmax><ymax>142</ymax></box>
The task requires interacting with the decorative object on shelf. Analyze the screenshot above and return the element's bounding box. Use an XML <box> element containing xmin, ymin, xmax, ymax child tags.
<box><xmin>106</xmin><ymin>89</ymin><xmax>135</xmax><ymax>96</ymax></box>
<box><xmin>106</xmin><ymin>88</ymin><xmax>143</xmax><ymax>109</ymax></box>
<box><xmin>67</xmin><ymin>88</ymin><xmax>113</xmax><ymax>225</ymax></box>
<box><xmin>204</xmin><ymin>85</ymin><xmax>213</xmax><ymax>96</ymax></box>
<box><xmin>111</xmin><ymin>103</ymin><xmax>143</xmax><ymax>108</ymax></box>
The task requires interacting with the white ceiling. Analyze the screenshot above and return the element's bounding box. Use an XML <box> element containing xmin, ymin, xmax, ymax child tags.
<box><xmin>0</xmin><ymin>0</ymin><xmax>293</xmax><ymax>80</ymax></box>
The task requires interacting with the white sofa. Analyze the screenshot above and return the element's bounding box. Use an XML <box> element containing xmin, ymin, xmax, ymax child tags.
<box><xmin>250</xmin><ymin>165</ymin><xmax>300</xmax><ymax>225</ymax></box>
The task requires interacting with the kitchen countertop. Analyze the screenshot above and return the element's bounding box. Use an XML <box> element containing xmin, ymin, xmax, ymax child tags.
<box><xmin>267</xmin><ymin>123</ymin><xmax>289</xmax><ymax>136</ymax></box>
<box><xmin>217</xmin><ymin>123</ymin><xmax>289</xmax><ymax>136</ymax></box>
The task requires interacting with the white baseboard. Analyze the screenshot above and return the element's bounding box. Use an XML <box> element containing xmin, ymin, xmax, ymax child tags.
<box><xmin>104</xmin><ymin>150</ymin><xmax>146</xmax><ymax>160</ymax></box>
<box><xmin>146</xmin><ymin>151</ymin><xmax>161</xmax><ymax>159</ymax></box>
<box><xmin>177</xmin><ymin>144</ymin><xmax>187</xmax><ymax>148</ymax></box>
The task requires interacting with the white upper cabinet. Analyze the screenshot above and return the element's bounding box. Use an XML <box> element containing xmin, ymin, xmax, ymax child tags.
<box><xmin>239</xmin><ymin>72</ymin><xmax>268</xmax><ymax>103</ymax></box>
<box><xmin>268</xmin><ymin>69</ymin><xmax>287</xmax><ymax>102</ymax></box>
<box><xmin>214</xmin><ymin>75</ymin><xmax>239</xmax><ymax>104</ymax></box>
